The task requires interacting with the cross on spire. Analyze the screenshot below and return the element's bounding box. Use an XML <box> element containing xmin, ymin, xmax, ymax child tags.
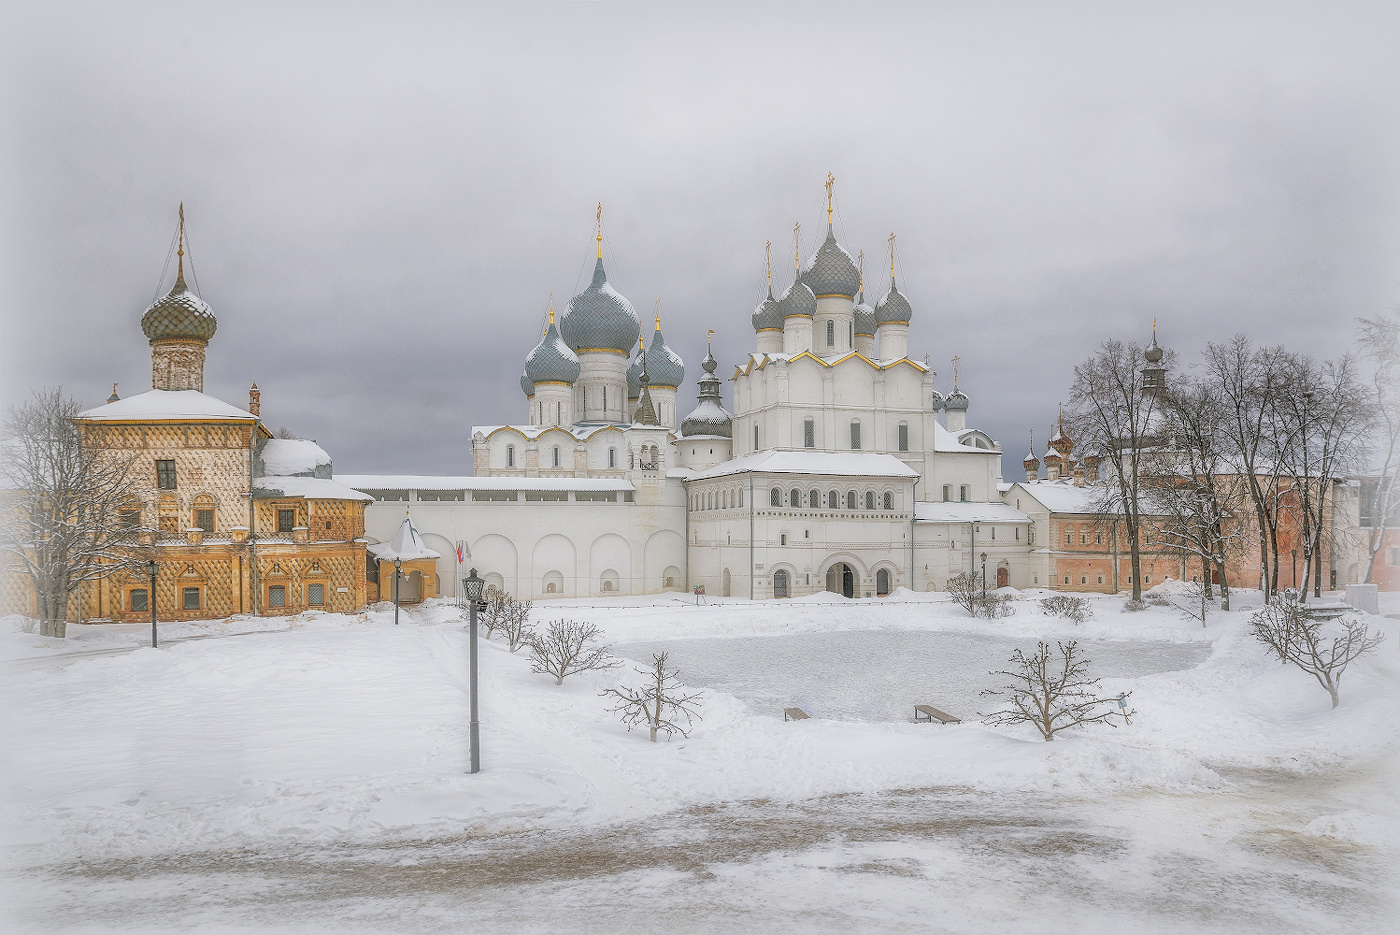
<box><xmin>887</xmin><ymin>231</ymin><xmax>896</xmax><ymax>281</ymax></box>
<box><xmin>177</xmin><ymin>202</ymin><xmax>186</xmax><ymax>279</ymax></box>
<box><xmin>793</xmin><ymin>221</ymin><xmax>801</xmax><ymax>274</ymax></box>
<box><xmin>654</xmin><ymin>298</ymin><xmax>662</xmax><ymax>331</ymax></box>
<box><xmin>765</xmin><ymin>240</ymin><xmax>772</xmax><ymax>289</ymax></box>
<box><xmin>595</xmin><ymin>202</ymin><xmax>603</xmax><ymax>259</ymax></box>
<box><xmin>825</xmin><ymin>172</ymin><xmax>835</xmax><ymax>226</ymax></box>
<box><xmin>952</xmin><ymin>354</ymin><xmax>961</xmax><ymax>389</ymax></box>
<box><xmin>857</xmin><ymin>249</ymin><xmax>864</xmax><ymax>294</ymax></box>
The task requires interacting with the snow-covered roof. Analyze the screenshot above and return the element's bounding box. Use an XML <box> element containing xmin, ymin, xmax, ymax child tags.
<box><xmin>259</xmin><ymin>439</ymin><xmax>331</xmax><ymax>476</ymax></box>
<box><xmin>686</xmin><ymin>450</ymin><xmax>920</xmax><ymax>482</ymax></box>
<box><xmin>915</xmin><ymin>502</ymin><xmax>1031</xmax><ymax>524</ymax></box>
<box><xmin>1010</xmin><ymin>480</ymin><xmax>1120</xmax><ymax>515</ymax></box>
<box><xmin>253</xmin><ymin>477</ymin><xmax>373</xmax><ymax>501</ymax></box>
<box><xmin>471</xmin><ymin>423</ymin><xmax>675</xmax><ymax>442</ymax></box>
<box><xmin>76</xmin><ymin>389</ymin><xmax>255</xmax><ymax>422</ymax></box>
<box><xmin>335</xmin><ymin>474</ymin><xmax>635</xmax><ymax>492</ymax></box>
<box><xmin>931</xmin><ymin>422</ymin><xmax>999</xmax><ymax>454</ymax></box>
<box><xmin>367</xmin><ymin>517</ymin><xmax>440</xmax><ymax>562</ymax></box>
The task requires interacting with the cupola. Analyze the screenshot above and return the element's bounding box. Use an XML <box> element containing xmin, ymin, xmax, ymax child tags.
<box><xmin>142</xmin><ymin>204</ymin><xmax>217</xmax><ymax>392</ymax></box>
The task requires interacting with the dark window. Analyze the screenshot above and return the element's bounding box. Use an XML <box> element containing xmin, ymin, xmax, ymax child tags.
<box><xmin>960</xmin><ymin>485</ymin><xmax>969</xmax><ymax>502</ymax></box>
<box><xmin>507</xmin><ymin>446</ymin><xmax>515</xmax><ymax>467</ymax></box>
<box><xmin>773</xmin><ymin>569</ymin><xmax>789</xmax><ymax>598</ymax></box>
<box><xmin>770</xmin><ymin>488</ymin><xmax>781</xmax><ymax>507</ymax></box>
<box><xmin>308</xmin><ymin>583</ymin><xmax>325</xmax><ymax>606</ymax></box>
<box><xmin>804</xmin><ymin>419</ymin><xmax>814</xmax><ymax>448</ymax></box>
<box><xmin>195</xmin><ymin>509</ymin><xmax>214</xmax><ymax>533</ymax></box>
<box><xmin>876</xmin><ymin>569</ymin><xmax>890</xmax><ymax>595</ymax></box>
<box><xmin>826</xmin><ymin>320</ymin><xmax>835</xmax><ymax>346</ymax></box>
<box><xmin>609</xmin><ymin>448</ymin><xmax>616</xmax><ymax>468</ymax></box>
<box><xmin>942</xmin><ymin>484</ymin><xmax>951</xmax><ymax>502</ymax></box>
<box><xmin>789</xmin><ymin>488</ymin><xmax>800</xmax><ymax>507</ymax></box>
<box><xmin>129</xmin><ymin>588</ymin><xmax>148</xmax><ymax>612</ymax></box>
<box><xmin>120</xmin><ymin>509</ymin><xmax>141</xmax><ymax>529</ymax></box>
<box><xmin>846</xmin><ymin>491</ymin><xmax>856</xmax><ymax>509</ymax></box>
<box><xmin>268</xmin><ymin>585</ymin><xmax>286</xmax><ymax>607</ymax></box>
<box><xmin>809</xmin><ymin>490</ymin><xmax>820</xmax><ymax>509</ymax></box>
<box><xmin>828</xmin><ymin>490</ymin><xmax>838</xmax><ymax>509</ymax></box>
<box><xmin>325</xmin><ymin>521</ymin><xmax>332</xmax><ymax>529</ymax></box>
<box><xmin>277</xmin><ymin>510</ymin><xmax>295</xmax><ymax>533</ymax></box>
<box><xmin>883</xmin><ymin>492</ymin><xmax>893</xmax><ymax>510</ymax></box>
<box><xmin>780</xmin><ymin>534</ymin><xmax>787</xmax><ymax>545</ymax></box>
<box><xmin>865</xmin><ymin>491</ymin><xmax>875</xmax><ymax>510</ymax></box>
<box><xmin>155</xmin><ymin>460</ymin><xmax>176</xmax><ymax>490</ymax></box>
<box><xmin>898</xmin><ymin>423</ymin><xmax>909</xmax><ymax>452</ymax></box>
<box><xmin>850</xmin><ymin>421</ymin><xmax>861</xmax><ymax>449</ymax></box>
<box><xmin>182</xmin><ymin>587</ymin><xmax>200</xmax><ymax>610</ymax></box>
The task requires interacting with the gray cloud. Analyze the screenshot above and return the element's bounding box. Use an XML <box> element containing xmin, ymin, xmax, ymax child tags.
<box><xmin>5</xmin><ymin>1</ymin><xmax>1397</xmax><ymax>472</ymax></box>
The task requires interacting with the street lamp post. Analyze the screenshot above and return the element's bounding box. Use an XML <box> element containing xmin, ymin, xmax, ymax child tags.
<box><xmin>980</xmin><ymin>552</ymin><xmax>988</xmax><ymax>600</ymax></box>
<box><xmin>393</xmin><ymin>558</ymin><xmax>402</xmax><ymax>625</ymax></box>
<box><xmin>1291</xmin><ymin>549</ymin><xmax>1297</xmax><ymax>590</ymax></box>
<box><xmin>462</xmin><ymin>568</ymin><xmax>485</xmax><ymax>775</ymax></box>
<box><xmin>146</xmin><ymin>559</ymin><xmax>158</xmax><ymax>648</ymax></box>
<box><xmin>1300</xmin><ymin>389</ymin><xmax>1314</xmax><ymax>601</ymax></box>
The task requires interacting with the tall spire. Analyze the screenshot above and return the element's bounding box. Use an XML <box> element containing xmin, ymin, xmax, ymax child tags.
<box><xmin>952</xmin><ymin>354</ymin><xmax>961</xmax><ymax>390</ymax></box>
<box><xmin>176</xmin><ymin>202</ymin><xmax>186</xmax><ymax>280</ymax></box>
<box><xmin>765</xmin><ymin>240</ymin><xmax>772</xmax><ymax>292</ymax></box>
<box><xmin>825</xmin><ymin>172</ymin><xmax>835</xmax><ymax>228</ymax></box>
<box><xmin>654</xmin><ymin>298</ymin><xmax>661</xmax><ymax>331</ymax></box>
<box><xmin>596</xmin><ymin>202</ymin><xmax>603</xmax><ymax>259</ymax></box>
<box><xmin>707</xmin><ymin>329</ymin><xmax>714</xmax><ymax>354</ymax></box>
<box><xmin>857</xmin><ymin>249</ymin><xmax>864</xmax><ymax>298</ymax></box>
<box><xmin>793</xmin><ymin>222</ymin><xmax>801</xmax><ymax>275</ymax></box>
<box><xmin>888</xmin><ymin>231</ymin><xmax>896</xmax><ymax>282</ymax></box>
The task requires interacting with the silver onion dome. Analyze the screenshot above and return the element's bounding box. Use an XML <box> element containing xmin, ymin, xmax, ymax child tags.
<box><xmin>1145</xmin><ymin>330</ymin><xmax>1164</xmax><ymax>364</ymax></box>
<box><xmin>802</xmin><ymin>227</ymin><xmax>860</xmax><ymax>298</ymax></box>
<box><xmin>627</xmin><ymin>350</ymin><xmax>642</xmax><ymax>397</ymax></box>
<box><xmin>524</xmin><ymin>319</ymin><xmax>581</xmax><ymax>385</ymax></box>
<box><xmin>853</xmin><ymin>290</ymin><xmax>876</xmax><ymax>337</ymax></box>
<box><xmin>751</xmin><ymin>286</ymin><xmax>782</xmax><ymax>332</ymax></box>
<box><xmin>930</xmin><ymin>389</ymin><xmax>945</xmax><ymax>411</ymax></box>
<box><xmin>874</xmin><ymin>278</ymin><xmax>913</xmax><ymax>325</ymax></box>
<box><xmin>680</xmin><ymin>348</ymin><xmax>732</xmax><ymax>438</ymax></box>
<box><xmin>944</xmin><ymin>389</ymin><xmax>969</xmax><ymax>412</ymax></box>
<box><xmin>777</xmin><ymin>276</ymin><xmax>816</xmax><ymax>319</ymax></box>
<box><xmin>521</xmin><ymin>371</ymin><xmax>534</xmax><ymax>397</ymax></box>
<box><xmin>646</xmin><ymin>324</ymin><xmax>685</xmax><ymax>389</ymax></box>
<box><xmin>141</xmin><ymin>271</ymin><xmax>217</xmax><ymax>342</ymax></box>
<box><xmin>560</xmin><ymin>257</ymin><xmax>640</xmax><ymax>353</ymax></box>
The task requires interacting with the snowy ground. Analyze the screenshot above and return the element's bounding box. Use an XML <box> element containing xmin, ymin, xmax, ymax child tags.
<box><xmin>2</xmin><ymin>586</ymin><xmax>1397</xmax><ymax>933</ymax></box>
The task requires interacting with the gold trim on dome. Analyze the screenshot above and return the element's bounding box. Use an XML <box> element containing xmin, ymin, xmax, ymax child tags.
<box><xmin>532</xmin><ymin>380</ymin><xmax>573</xmax><ymax>387</ymax></box>
<box><xmin>573</xmin><ymin>347</ymin><xmax>628</xmax><ymax>356</ymax></box>
<box><xmin>814</xmin><ymin>293</ymin><xmax>855</xmax><ymax>299</ymax></box>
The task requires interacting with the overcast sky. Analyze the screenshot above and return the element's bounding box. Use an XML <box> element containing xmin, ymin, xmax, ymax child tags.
<box><xmin>4</xmin><ymin>1</ymin><xmax>1397</xmax><ymax>475</ymax></box>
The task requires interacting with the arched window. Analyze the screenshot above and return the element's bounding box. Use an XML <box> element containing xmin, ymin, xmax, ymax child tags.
<box><xmin>803</xmin><ymin>418</ymin><xmax>814</xmax><ymax>448</ymax></box>
<box><xmin>556</xmin><ymin>401</ymin><xmax>561</xmax><ymax>424</ymax></box>
<box><xmin>754</xmin><ymin>424</ymin><xmax>759</xmax><ymax>450</ymax></box>
<box><xmin>773</xmin><ymin>569</ymin><xmax>789</xmax><ymax>598</ymax></box>
<box><xmin>882</xmin><ymin>492</ymin><xmax>893</xmax><ymax>510</ymax></box>
<box><xmin>738</xmin><ymin>489</ymin><xmax>743</xmax><ymax>507</ymax></box>
<box><xmin>608</xmin><ymin>447</ymin><xmax>616</xmax><ymax>468</ymax></box>
<box><xmin>770</xmin><ymin>488</ymin><xmax>781</xmax><ymax>507</ymax></box>
<box><xmin>552</xmin><ymin>446</ymin><xmax>560</xmax><ymax>467</ymax></box>
<box><xmin>1065</xmin><ymin>526</ymin><xmax>1074</xmax><ymax>545</ymax></box>
<box><xmin>808</xmin><ymin>489</ymin><xmax>820</xmax><ymax>509</ymax></box>
<box><xmin>846</xmin><ymin>491</ymin><xmax>857</xmax><ymax>510</ymax></box>
<box><xmin>828</xmin><ymin>490</ymin><xmax>838</xmax><ymax>509</ymax></box>
<box><xmin>865</xmin><ymin>491</ymin><xmax>875</xmax><ymax>510</ymax></box>
<box><xmin>789</xmin><ymin>488</ymin><xmax>800</xmax><ymax>507</ymax></box>
<box><xmin>850</xmin><ymin>420</ymin><xmax>861</xmax><ymax>450</ymax></box>
<box><xmin>876</xmin><ymin>568</ymin><xmax>890</xmax><ymax>595</ymax></box>
<box><xmin>506</xmin><ymin>445</ymin><xmax>515</xmax><ymax>468</ymax></box>
<box><xmin>898</xmin><ymin>422</ymin><xmax>908</xmax><ymax>452</ymax></box>
<box><xmin>826</xmin><ymin>320</ymin><xmax>835</xmax><ymax>346</ymax></box>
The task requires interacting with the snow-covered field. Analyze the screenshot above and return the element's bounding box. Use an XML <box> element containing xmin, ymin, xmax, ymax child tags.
<box><xmin>2</xmin><ymin>586</ymin><xmax>1397</xmax><ymax>933</ymax></box>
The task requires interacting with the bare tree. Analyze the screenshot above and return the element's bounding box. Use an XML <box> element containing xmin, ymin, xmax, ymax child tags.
<box><xmin>601</xmin><ymin>651</ymin><xmax>704</xmax><ymax>742</ymax></box>
<box><xmin>980</xmin><ymin>640</ymin><xmax>1132</xmax><ymax>741</ymax></box>
<box><xmin>1068</xmin><ymin>337</ymin><xmax>1175</xmax><ymax>601</ymax></box>
<box><xmin>1</xmin><ymin>388</ymin><xmax>147</xmax><ymax>638</ymax></box>
<box><xmin>497</xmin><ymin>595</ymin><xmax>534</xmax><ymax>652</ymax></box>
<box><xmin>529</xmin><ymin>618</ymin><xmax>618</xmax><ymax>685</ymax></box>
<box><xmin>1168</xmin><ymin>580</ymin><xmax>1211</xmax><ymax>626</ymax></box>
<box><xmin>478</xmin><ymin>587</ymin><xmax>508</xmax><ymax>638</ymax></box>
<box><xmin>946</xmin><ymin>571</ymin><xmax>1014</xmax><ymax>618</ymax></box>
<box><xmin>1249</xmin><ymin>602</ymin><xmax>1385</xmax><ymax>708</ymax></box>
<box><xmin>1358</xmin><ymin>310</ymin><xmax>1400</xmax><ymax>585</ymax></box>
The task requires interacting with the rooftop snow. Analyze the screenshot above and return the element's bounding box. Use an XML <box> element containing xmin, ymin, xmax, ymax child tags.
<box><xmin>336</xmin><ymin>474</ymin><xmax>635</xmax><ymax>492</ymax></box>
<box><xmin>472</xmin><ymin>423</ymin><xmax>675</xmax><ymax>442</ymax></box>
<box><xmin>259</xmin><ymin>439</ymin><xmax>331</xmax><ymax>477</ymax></box>
<box><xmin>253</xmin><ymin>477</ymin><xmax>373</xmax><ymax>501</ymax></box>
<box><xmin>686</xmin><ymin>450</ymin><xmax>920</xmax><ymax>482</ymax></box>
<box><xmin>1010</xmin><ymin>480</ymin><xmax>1120</xmax><ymax>515</ymax></box>
<box><xmin>76</xmin><ymin>389</ymin><xmax>255</xmax><ymax>422</ymax></box>
<box><xmin>367</xmin><ymin>517</ymin><xmax>440</xmax><ymax>562</ymax></box>
<box><xmin>915</xmin><ymin>502</ymin><xmax>1031</xmax><ymax>524</ymax></box>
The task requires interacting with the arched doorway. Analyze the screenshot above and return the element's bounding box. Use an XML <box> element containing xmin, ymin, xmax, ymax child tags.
<box><xmin>721</xmin><ymin>568</ymin><xmax>731</xmax><ymax>597</ymax></box>
<box><xmin>876</xmin><ymin>568</ymin><xmax>890</xmax><ymax>596</ymax></box>
<box><xmin>773</xmin><ymin>569</ymin><xmax>789</xmax><ymax>598</ymax></box>
<box><xmin>825</xmin><ymin>563</ymin><xmax>855</xmax><ymax>598</ymax></box>
<box><xmin>997</xmin><ymin>567</ymin><xmax>1008</xmax><ymax>588</ymax></box>
<box><xmin>402</xmin><ymin>570</ymin><xmax>423</xmax><ymax>603</ymax></box>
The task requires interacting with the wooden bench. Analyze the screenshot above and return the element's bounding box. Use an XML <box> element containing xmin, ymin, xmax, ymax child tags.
<box><xmin>783</xmin><ymin>707</ymin><xmax>810</xmax><ymax>721</ymax></box>
<box><xmin>914</xmin><ymin>704</ymin><xmax>960</xmax><ymax>725</ymax></box>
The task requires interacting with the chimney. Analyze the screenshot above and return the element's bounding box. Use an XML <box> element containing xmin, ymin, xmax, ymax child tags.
<box><xmin>249</xmin><ymin>383</ymin><xmax>261</xmax><ymax>418</ymax></box>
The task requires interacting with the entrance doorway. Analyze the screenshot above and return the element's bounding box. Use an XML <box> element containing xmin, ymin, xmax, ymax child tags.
<box><xmin>997</xmin><ymin>567</ymin><xmax>1008</xmax><ymax>588</ymax></box>
<box><xmin>773</xmin><ymin>569</ymin><xmax>789</xmax><ymax>598</ymax></box>
<box><xmin>825</xmin><ymin>563</ymin><xmax>855</xmax><ymax>598</ymax></box>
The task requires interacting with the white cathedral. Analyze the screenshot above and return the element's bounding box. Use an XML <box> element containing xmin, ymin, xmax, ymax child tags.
<box><xmin>339</xmin><ymin>189</ymin><xmax>1036</xmax><ymax>600</ymax></box>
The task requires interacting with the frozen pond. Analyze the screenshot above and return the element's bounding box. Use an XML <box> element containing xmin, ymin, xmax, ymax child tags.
<box><xmin>614</xmin><ymin>630</ymin><xmax>1211</xmax><ymax>723</ymax></box>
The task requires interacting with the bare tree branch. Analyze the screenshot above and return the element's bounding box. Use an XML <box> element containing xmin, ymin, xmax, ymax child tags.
<box><xmin>980</xmin><ymin>640</ymin><xmax>1132</xmax><ymax>741</ymax></box>
<box><xmin>601</xmin><ymin>651</ymin><xmax>704</xmax><ymax>742</ymax></box>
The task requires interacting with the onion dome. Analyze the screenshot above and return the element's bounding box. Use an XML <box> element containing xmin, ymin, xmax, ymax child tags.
<box><xmin>777</xmin><ymin>276</ymin><xmax>816</xmax><ymax>319</ymax></box>
<box><xmin>560</xmin><ymin>257</ymin><xmax>640</xmax><ymax>353</ymax></box>
<box><xmin>681</xmin><ymin>347</ymin><xmax>732</xmax><ymax>438</ymax></box>
<box><xmin>752</xmin><ymin>285</ymin><xmax>782</xmax><ymax>332</ymax></box>
<box><xmin>874</xmin><ymin>277</ymin><xmax>913</xmax><ymax>326</ymax></box>
<box><xmin>1023</xmin><ymin>449</ymin><xmax>1040</xmax><ymax>467</ymax></box>
<box><xmin>1145</xmin><ymin>323</ymin><xmax>1164</xmax><ymax>363</ymax></box>
<box><xmin>141</xmin><ymin>271</ymin><xmax>217</xmax><ymax>342</ymax></box>
<box><xmin>1082</xmin><ymin>447</ymin><xmax>1101</xmax><ymax>464</ymax></box>
<box><xmin>944</xmin><ymin>388</ymin><xmax>969</xmax><ymax>412</ymax></box>
<box><xmin>524</xmin><ymin>317</ymin><xmax>581</xmax><ymax>385</ymax></box>
<box><xmin>930</xmin><ymin>389</ymin><xmax>945</xmax><ymax>411</ymax></box>
<box><xmin>521</xmin><ymin>371</ymin><xmax>534</xmax><ymax>397</ymax></box>
<box><xmin>853</xmin><ymin>290</ymin><xmax>876</xmax><ymax>337</ymax></box>
<box><xmin>1042</xmin><ymin>446</ymin><xmax>1061</xmax><ymax>463</ymax></box>
<box><xmin>645</xmin><ymin>320</ymin><xmax>685</xmax><ymax>389</ymax></box>
<box><xmin>802</xmin><ymin>226</ymin><xmax>860</xmax><ymax>298</ymax></box>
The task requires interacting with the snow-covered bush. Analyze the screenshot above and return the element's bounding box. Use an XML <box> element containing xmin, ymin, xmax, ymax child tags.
<box><xmin>980</xmin><ymin>640</ymin><xmax>1132</xmax><ymax>741</ymax></box>
<box><xmin>529</xmin><ymin>618</ymin><xmax>618</xmax><ymax>685</ymax></box>
<box><xmin>947</xmin><ymin>572</ymin><xmax>1017</xmax><ymax>619</ymax></box>
<box><xmin>497</xmin><ymin>596</ymin><xmax>534</xmax><ymax>652</ymax></box>
<box><xmin>1123</xmin><ymin>599</ymin><xmax>1147</xmax><ymax>612</ymax></box>
<box><xmin>1249</xmin><ymin>602</ymin><xmax>1385</xmax><ymax>708</ymax></box>
<box><xmin>1039</xmin><ymin>595</ymin><xmax>1093</xmax><ymax>624</ymax></box>
<box><xmin>1146</xmin><ymin>593</ymin><xmax>1170</xmax><ymax>607</ymax></box>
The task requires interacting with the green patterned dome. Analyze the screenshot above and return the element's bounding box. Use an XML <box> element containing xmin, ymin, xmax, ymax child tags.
<box><xmin>141</xmin><ymin>273</ymin><xmax>217</xmax><ymax>342</ymax></box>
